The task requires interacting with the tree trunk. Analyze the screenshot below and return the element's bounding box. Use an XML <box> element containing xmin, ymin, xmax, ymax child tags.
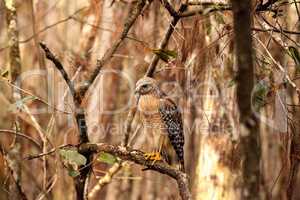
<box><xmin>231</xmin><ymin>0</ymin><xmax>261</xmax><ymax>199</ymax></box>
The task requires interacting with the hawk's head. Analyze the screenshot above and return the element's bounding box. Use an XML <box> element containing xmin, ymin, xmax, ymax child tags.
<box><xmin>135</xmin><ymin>77</ymin><xmax>159</xmax><ymax>96</ymax></box>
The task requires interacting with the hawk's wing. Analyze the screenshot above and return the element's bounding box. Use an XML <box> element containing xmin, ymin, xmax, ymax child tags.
<box><xmin>159</xmin><ymin>98</ymin><xmax>185</xmax><ymax>171</ymax></box>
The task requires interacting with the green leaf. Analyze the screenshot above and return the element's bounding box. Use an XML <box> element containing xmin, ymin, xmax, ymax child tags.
<box><xmin>97</xmin><ymin>152</ymin><xmax>117</xmax><ymax>165</ymax></box>
<box><xmin>68</xmin><ymin>170</ymin><xmax>80</xmax><ymax>177</ymax></box>
<box><xmin>59</xmin><ymin>149</ymin><xmax>87</xmax><ymax>166</ymax></box>
<box><xmin>152</xmin><ymin>49</ymin><xmax>177</xmax><ymax>63</ymax></box>
<box><xmin>288</xmin><ymin>46</ymin><xmax>300</xmax><ymax>71</ymax></box>
<box><xmin>252</xmin><ymin>80</ymin><xmax>269</xmax><ymax>111</ymax></box>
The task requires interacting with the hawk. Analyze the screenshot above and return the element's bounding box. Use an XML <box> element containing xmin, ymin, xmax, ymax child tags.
<box><xmin>135</xmin><ymin>77</ymin><xmax>185</xmax><ymax>171</ymax></box>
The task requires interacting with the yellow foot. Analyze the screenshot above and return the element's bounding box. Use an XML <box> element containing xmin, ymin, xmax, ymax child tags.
<box><xmin>144</xmin><ymin>152</ymin><xmax>162</xmax><ymax>162</ymax></box>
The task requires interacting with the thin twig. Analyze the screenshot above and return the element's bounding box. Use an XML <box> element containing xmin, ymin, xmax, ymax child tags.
<box><xmin>20</xmin><ymin>8</ymin><xmax>87</xmax><ymax>44</ymax></box>
<box><xmin>0</xmin><ymin>78</ymin><xmax>71</xmax><ymax>114</ymax></box>
<box><xmin>1</xmin><ymin>149</ymin><xmax>28</xmax><ymax>200</ymax></box>
<box><xmin>0</xmin><ymin>129</ymin><xmax>41</xmax><ymax>148</ymax></box>
<box><xmin>256</xmin><ymin>38</ymin><xmax>300</xmax><ymax>101</ymax></box>
<box><xmin>25</xmin><ymin>144</ymin><xmax>71</xmax><ymax>160</ymax></box>
<box><xmin>22</xmin><ymin>105</ymin><xmax>49</xmax><ymax>190</ymax></box>
<box><xmin>252</xmin><ymin>27</ymin><xmax>300</xmax><ymax>35</ymax></box>
<box><xmin>179</xmin><ymin>4</ymin><xmax>231</xmax><ymax>18</ymax></box>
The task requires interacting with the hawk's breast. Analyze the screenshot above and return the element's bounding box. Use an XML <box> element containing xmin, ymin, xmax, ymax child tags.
<box><xmin>138</xmin><ymin>94</ymin><xmax>165</xmax><ymax>130</ymax></box>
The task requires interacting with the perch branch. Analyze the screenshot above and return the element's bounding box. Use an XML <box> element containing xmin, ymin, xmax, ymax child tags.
<box><xmin>80</xmin><ymin>143</ymin><xmax>191</xmax><ymax>200</ymax></box>
<box><xmin>27</xmin><ymin>143</ymin><xmax>192</xmax><ymax>200</ymax></box>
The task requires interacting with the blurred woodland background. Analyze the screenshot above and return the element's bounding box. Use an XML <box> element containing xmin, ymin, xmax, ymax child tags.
<box><xmin>0</xmin><ymin>0</ymin><xmax>300</xmax><ymax>199</ymax></box>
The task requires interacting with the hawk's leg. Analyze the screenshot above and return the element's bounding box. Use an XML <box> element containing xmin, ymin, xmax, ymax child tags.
<box><xmin>143</xmin><ymin>135</ymin><xmax>165</xmax><ymax>165</ymax></box>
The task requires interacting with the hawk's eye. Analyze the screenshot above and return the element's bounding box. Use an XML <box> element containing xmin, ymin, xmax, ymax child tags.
<box><xmin>142</xmin><ymin>84</ymin><xmax>148</xmax><ymax>89</ymax></box>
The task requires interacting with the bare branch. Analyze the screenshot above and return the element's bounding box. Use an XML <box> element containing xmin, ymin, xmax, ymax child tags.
<box><xmin>179</xmin><ymin>4</ymin><xmax>231</xmax><ymax>18</ymax></box>
<box><xmin>88</xmin><ymin>161</ymin><xmax>123</xmax><ymax>198</ymax></box>
<box><xmin>27</xmin><ymin>142</ymin><xmax>192</xmax><ymax>199</ymax></box>
<box><xmin>180</xmin><ymin>0</ymin><xmax>281</xmax><ymax>18</ymax></box>
<box><xmin>146</xmin><ymin>3</ymin><xmax>187</xmax><ymax>77</ymax></box>
<box><xmin>1</xmin><ymin>149</ymin><xmax>28</xmax><ymax>200</ymax></box>
<box><xmin>252</xmin><ymin>27</ymin><xmax>300</xmax><ymax>35</ymax></box>
<box><xmin>39</xmin><ymin>42</ymin><xmax>78</xmax><ymax>106</ymax></box>
<box><xmin>79</xmin><ymin>143</ymin><xmax>191</xmax><ymax>200</ymax></box>
<box><xmin>256</xmin><ymin>38</ymin><xmax>300</xmax><ymax>101</ymax></box>
<box><xmin>160</xmin><ymin>0</ymin><xmax>178</xmax><ymax>17</ymax></box>
<box><xmin>79</xmin><ymin>0</ymin><xmax>147</xmax><ymax>99</ymax></box>
<box><xmin>0</xmin><ymin>129</ymin><xmax>41</xmax><ymax>149</ymax></box>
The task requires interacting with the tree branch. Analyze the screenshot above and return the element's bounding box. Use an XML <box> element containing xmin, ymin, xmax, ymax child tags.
<box><xmin>28</xmin><ymin>143</ymin><xmax>192</xmax><ymax>200</ymax></box>
<box><xmin>160</xmin><ymin>0</ymin><xmax>178</xmax><ymax>17</ymax></box>
<box><xmin>79</xmin><ymin>0</ymin><xmax>147</xmax><ymax>99</ymax></box>
<box><xmin>1</xmin><ymin>149</ymin><xmax>28</xmax><ymax>200</ymax></box>
<box><xmin>39</xmin><ymin>42</ymin><xmax>78</xmax><ymax>106</ymax></box>
<box><xmin>146</xmin><ymin>3</ymin><xmax>187</xmax><ymax>77</ymax></box>
<box><xmin>0</xmin><ymin>129</ymin><xmax>41</xmax><ymax>149</ymax></box>
<box><xmin>80</xmin><ymin>143</ymin><xmax>191</xmax><ymax>200</ymax></box>
<box><xmin>40</xmin><ymin>1</ymin><xmax>148</xmax><ymax>199</ymax></box>
<box><xmin>40</xmin><ymin>42</ymin><xmax>90</xmax><ymax>199</ymax></box>
<box><xmin>179</xmin><ymin>0</ymin><xmax>281</xmax><ymax>18</ymax></box>
<box><xmin>252</xmin><ymin>27</ymin><xmax>300</xmax><ymax>35</ymax></box>
<box><xmin>179</xmin><ymin>4</ymin><xmax>231</xmax><ymax>18</ymax></box>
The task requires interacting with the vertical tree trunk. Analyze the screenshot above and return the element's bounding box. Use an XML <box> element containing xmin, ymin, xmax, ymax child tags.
<box><xmin>192</xmin><ymin>14</ymin><xmax>241</xmax><ymax>200</ymax></box>
<box><xmin>231</xmin><ymin>0</ymin><xmax>261</xmax><ymax>199</ymax></box>
<box><xmin>4</xmin><ymin>0</ymin><xmax>24</xmax><ymax>199</ymax></box>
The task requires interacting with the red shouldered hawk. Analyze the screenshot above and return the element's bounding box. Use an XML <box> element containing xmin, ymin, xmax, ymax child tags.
<box><xmin>135</xmin><ymin>77</ymin><xmax>185</xmax><ymax>171</ymax></box>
